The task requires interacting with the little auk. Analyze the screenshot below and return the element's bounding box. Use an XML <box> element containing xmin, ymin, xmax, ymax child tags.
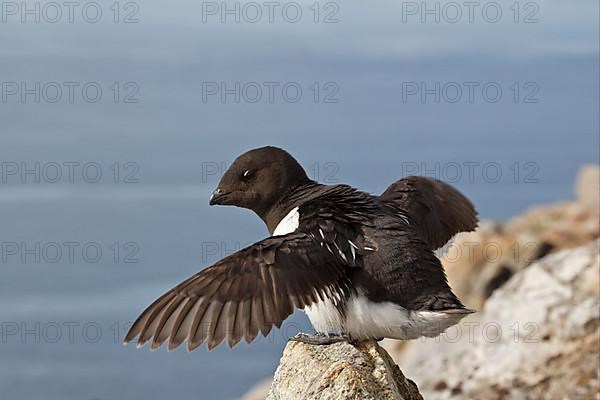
<box><xmin>124</xmin><ymin>146</ymin><xmax>477</xmax><ymax>351</ymax></box>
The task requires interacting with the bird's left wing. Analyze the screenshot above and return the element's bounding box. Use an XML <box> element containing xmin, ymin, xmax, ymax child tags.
<box><xmin>378</xmin><ymin>176</ymin><xmax>478</xmax><ymax>250</ymax></box>
<box><xmin>123</xmin><ymin>232</ymin><xmax>352</xmax><ymax>351</ymax></box>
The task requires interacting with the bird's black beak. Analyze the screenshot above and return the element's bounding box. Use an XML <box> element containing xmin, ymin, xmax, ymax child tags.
<box><xmin>209</xmin><ymin>188</ymin><xmax>227</xmax><ymax>205</ymax></box>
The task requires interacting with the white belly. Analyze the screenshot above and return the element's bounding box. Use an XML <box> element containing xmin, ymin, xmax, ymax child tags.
<box><xmin>304</xmin><ymin>291</ymin><xmax>468</xmax><ymax>340</ymax></box>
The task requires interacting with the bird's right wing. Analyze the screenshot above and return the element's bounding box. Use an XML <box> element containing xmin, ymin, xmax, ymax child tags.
<box><xmin>123</xmin><ymin>231</ymin><xmax>353</xmax><ymax>352</ymax></box>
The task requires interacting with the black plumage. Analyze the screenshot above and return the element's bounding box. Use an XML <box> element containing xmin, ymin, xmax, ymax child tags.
<box><xmin>124</xmin><ymin>146</ymin><xmax>478</xmax><ymax>351</ymax></box>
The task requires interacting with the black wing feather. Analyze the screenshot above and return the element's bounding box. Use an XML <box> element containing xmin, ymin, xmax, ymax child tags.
<box><xmin>379</xmin><ymin>176</ymin><xmax>478</xmax><ymax>249</ymax></box>
<box><xmin>124</xmin><ymin>232</ymin><xmax>351</xmax><ymax>351</ymax></box>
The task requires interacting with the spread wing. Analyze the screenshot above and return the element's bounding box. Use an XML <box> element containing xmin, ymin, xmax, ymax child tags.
<box><xmin>124</xmin><ymin>185</ymin><xmax>378</xmax><ymax>352</ymax></box>
<box><xmin>378</xmin><ymin>176</ymin><xmax>478</xmax><ymax>250</ymax></box>
<box><xmin>124</xmin><ymin>231</ymin><xmax>356</xmax><ymax>352</ymax></box>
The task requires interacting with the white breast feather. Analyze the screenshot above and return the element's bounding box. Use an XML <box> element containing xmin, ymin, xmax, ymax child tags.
<box><xmin>273</xmin><ymin>207</ymin><xmax>299</xmax><ymax>236</ymax></box>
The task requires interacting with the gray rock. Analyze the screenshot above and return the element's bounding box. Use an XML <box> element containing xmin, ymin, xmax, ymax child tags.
<box><xmin>267</xmin><ymin>340</ymin><xmax>423</xmax><ymax>400</ymax></box>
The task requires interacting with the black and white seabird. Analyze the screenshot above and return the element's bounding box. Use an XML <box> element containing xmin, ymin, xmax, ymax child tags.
<box><xmin>124</xmin><ymin>146</ymin><xmax>478</xmax><ymax>351</ymax></box>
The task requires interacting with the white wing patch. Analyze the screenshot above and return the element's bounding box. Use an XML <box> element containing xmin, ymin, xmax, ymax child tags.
<box><xmin>273</xmin><ymin>207</ymin><xmax>300</xmax><ymax>236</ymax></box>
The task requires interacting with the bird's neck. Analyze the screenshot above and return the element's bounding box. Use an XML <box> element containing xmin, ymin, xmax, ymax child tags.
<box><xmin>261</xmin><ymin>180</ymin><xmax>320</xmax><ymax>235</ymax></box>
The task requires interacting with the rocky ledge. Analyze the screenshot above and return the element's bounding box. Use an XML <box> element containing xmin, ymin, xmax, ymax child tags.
<box><xmin>265</xmin><ymin>340</ymin><xmax>423</xmax><ymax>400</ymax></box>
<box><xmin>391</xmin><ymin>240</ymin><xmax>599</xmax><ymax>399</ymax></box>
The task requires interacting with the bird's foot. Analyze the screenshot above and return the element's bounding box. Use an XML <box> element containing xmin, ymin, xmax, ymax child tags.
<box><xmin>289</xmin><ymin>332</ymin><xmax>349</xmax><ymax>345</ymax></box>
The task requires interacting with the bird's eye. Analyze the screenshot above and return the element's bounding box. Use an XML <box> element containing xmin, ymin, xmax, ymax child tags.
<box><xmin>242</xmin><ymin>170</ymin><xmax>252</xmax><ymax>179</ymax></box>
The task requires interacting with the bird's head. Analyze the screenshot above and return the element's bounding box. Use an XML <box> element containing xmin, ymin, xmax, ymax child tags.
<box><xmin>209</xmin><ymin>146</ymin><xmax>310</xmax><ymax>218</ymax></box>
